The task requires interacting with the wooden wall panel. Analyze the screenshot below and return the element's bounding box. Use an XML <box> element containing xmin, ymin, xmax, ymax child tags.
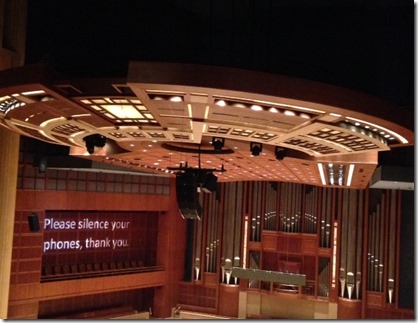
<box><xmin>247</xmin><ymin>241</ymin><xmax>261</xmax><ymax>250</ymax></box>
<box><xmin>10</xmin><ymin>175</ymin><xmax>178</xmax><ymax>319</ymax></box>
<box><xmin>7</xmin><ymin>301</ymin><xmax>39</xmax><ymax>319</ymax></box>
<box><xmin>177</xmin><ymin>282</ymin><xmax>217</xmax><ymax>309</ymax></box>
<box><xmin>204</xmin><ymin>273</ymin><xmax>218</xmax><ymax>286</ymax></box>
<box><xmin>37</xmin><ymin>289</ymin><xmax>149</xmax><ymax>319</ymax></box>
<box><xmin>261</xmin><ymin>234</ymin><xmax>277</xmax><ymax>250</ymax></box>
<box><xmin>337</xmin><ymin>298</ymin><xmax>362</xmax><ymax>319</ymax></box>
<box><xmin>365</xmin><ymin>291</ymin><xmax>385</xmax><ymax>307</ymax></box>
<box><xmin>261</xmin><ymin>293</ymin><xmax>315</xmax><ymax>319</ymax></box>
<box><xmin>0</xmin><ymin>128</ymin><xmax>20</xmax><ymax>319</ymax></box>
<box><xmin>218</xmin><ymin>284</ymin><xmax>239</xmax><ymax>317</ymax></box>
<box><xmin>11</xmin><ymin>210</ymin><xmax>43</xmax><ymax>287</ymax></box>
<box><xmin>262</xmin><ymin>252</ymin><xmax>278</xmax><ymax>271</ymax></box>
<box><xmin>16</xmin><ymin>190</ymin><xmax>170</xmax><ymax>212</ymax></box>
<box><xmin>365</xmin><ymin>307</ymin><xmax>414</xmax><ymax>319</ymax></box>
<box><xmin>318</xmin><ymin>248</ymin><xmax>332</xmax><ymax>257</ymax></box>
<box><xmin>301</xmin><ymin>236</ymin><xmax>317</xmax><ymax>255</ymax></box>
<box><xmin>9</xmin><ymin>271</ymin><xmax>165</xmax><ymax>302</ymax></box>
<box><xmin>16</xmin><ymin>272</ymin><xmax>40</xmax><ymax>284</ymax></box>
<box><xmin>143</xmin><ymin>179</ymin><xmax>186</xmax><ymax>319</ymax></box>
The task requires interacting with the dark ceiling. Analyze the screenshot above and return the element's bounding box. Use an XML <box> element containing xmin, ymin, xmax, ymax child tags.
<box><xmin>25</xmin><ymin>0</ymin><xmax>414</xmax><ymax>110</ymax></box>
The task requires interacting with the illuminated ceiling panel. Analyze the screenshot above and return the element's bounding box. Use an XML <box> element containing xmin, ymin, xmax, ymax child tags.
<box><xmin>77</xmin><ymin>97</ymin><xmax>159</xmax><ymax>125</ymax></box>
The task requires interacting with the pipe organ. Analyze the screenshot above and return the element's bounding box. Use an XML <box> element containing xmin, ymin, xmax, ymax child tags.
<box><xmin>366</xmin><ymin>189</ymin><xmax>400</xmax><ymax>305</ymax></box>
<box><xmin>181</xmin><ymin>181</ymin><xmax>410</xmax><ymax>318</ymax></box>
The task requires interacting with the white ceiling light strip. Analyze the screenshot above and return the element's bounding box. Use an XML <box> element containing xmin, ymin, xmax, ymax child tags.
<box><xmin>346</xmin><ymin>164</ymin><xmax>355</xmax><ymax>187</ymax></box>
<box><xmin>317</xmin><ymin>163</ymin><xmax>326</xmax><ymax>185</ymax></box>
<box><xmin>346</xmin><ymin>117</ymin><xmax>408</xmax><ymax>144</ymax></box>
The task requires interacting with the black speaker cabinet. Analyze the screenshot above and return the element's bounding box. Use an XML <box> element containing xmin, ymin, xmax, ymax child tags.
<box><xmin>201</xmin><ymin>172</ymin><xmax>218</xmax><ymax>193</ymax></box>
<box><xmin>28</xmin><ymin>213</ymin><xmax>40</xmax><ymax>232</ymax></box>
<box><xmin>176</xmin><ymin>172</ymin><xmax>202</xmax><ymax>220</ymax></box>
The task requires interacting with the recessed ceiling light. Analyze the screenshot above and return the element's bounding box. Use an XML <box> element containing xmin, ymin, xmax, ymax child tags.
<box><xmin>251</xmin><ymin>105</ymin><xmax>263</xmax><ymax>111</ymax></box>
<box><xmin>170</xmin><ymin>96</ymin><xmax>183</xmax><ymax>102</ymax></box>
<box><xmin>233</xmin><ymin>103</ymin><xmax>246</xmax><ymax>109</ymax></box>
<box><xmin>284</xmin><ymin>110</ymin><xmax>295</xmax><ymax>116</ymax></box>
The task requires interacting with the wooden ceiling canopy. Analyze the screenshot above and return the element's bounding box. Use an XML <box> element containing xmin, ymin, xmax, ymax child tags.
<box><xmin>0</xmin><ymin>62</ymin><xmax>413</xmax><ymax>189</ymax></box>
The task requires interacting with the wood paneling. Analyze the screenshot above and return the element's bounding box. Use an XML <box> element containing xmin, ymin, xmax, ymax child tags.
<box><xmin>261</xmin><ymin>233</ymin><xmax>277</xmax><ymax>250</ymax></box>
<box><xmin>37</xmin><ymin>289</ymin><xmax>150</xmax><ymax>319</ymax></box>
<box><xmin>177</xmin><ymin>282</ymin><xmax>217</xmax><ymax>309</ymax></box>
<box><xmin>366</xmin><ymin>291</ymin><xmax>385</xmax><ymax>308</ymax></box>
<box><xmin>301</xmin><ymin>236</ymin><xmax>317</xmax><ymax>254</ymax></box>
<box><xmin>218</xmin><ymin>284</ymin><xmax>239</xmax><ymax>317</ymax></box>
<box><xmin>365</xmin><ymin>307</ymin><xmax>414</xmax><ymax>319</ymax></box>
<box><xmin>9</xmin><ymin>271</ymin><xmax>165</xmax><ymax>302</ymax></box>
<box><xmin>0</xmin><ymin>128</ymin><xmax>20</xmax><ymax>318</ymax></box>
<box><xmin>16</xmin><ymin>190</ymin><xmax>170</xmax><ymax>212</ymax></box>
<box><xmin>337</xmin><ymin>298</ymin><xmax>362</xmax><ymax>319</ymax></box>
<box><xmin>204</xmin><ymin>272</ymin><xmax>218</xmax><ymax>286</ymax></box>
<box><xmin>7</xmin><ymin>301</ymin><xmax>39</xmax><ymax>319</ymax></box>
<box><xmin>318</xmin><ymin>248</ymin><xmax>332</xmax><ymax>257</ymax></box>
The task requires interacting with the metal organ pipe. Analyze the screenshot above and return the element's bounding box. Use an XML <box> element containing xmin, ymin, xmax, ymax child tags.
<box><xmin>388</xmin><ymin>190</ymin><xmax>397</xmax><ymax>303</ymax></box>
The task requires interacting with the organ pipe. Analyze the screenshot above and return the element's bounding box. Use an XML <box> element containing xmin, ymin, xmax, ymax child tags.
<box><xmin>355</xmin><ymin>191</ymin><xmax>364</xmax><ymax>298</ymax></box>
<box><xmin>365</xmin><ymin>189</ymin><xmax>401</xmax><ymax>305</ymax></box>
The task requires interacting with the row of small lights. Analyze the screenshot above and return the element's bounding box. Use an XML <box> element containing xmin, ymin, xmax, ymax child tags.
<box><xmin>0</xmin><ymin>98</ymin><xmax>23</xmax><ymax>114</ymax></box>
<box><xmin>344</xmin><ymin>117</ymin><xmax>407</xmax><ymax>144</ymax></box>
<box><xmin>150</xmin><ymin>93</ymin><xmax>403</xmax><ymax>146</ymax></box>
<box><xmin>149</xmin><ymin>94</ymin><xmax>183</xmax><ymax>102</ymax></box>
<box><xmin>148</xmin><ymin>92</ymin><xmax>407</xmax><ymax>144</ymax></box>
<box><xmin>346</xmin><ymin>120</ymin><xmax>395</xmax><ymax>140</ymax></box>
<box><xmin>214</xmin><ymin>99</ymin><xmax>311</xmax><ymax>119</ymax></box>
<box><xmin>148</xmin><ymin>93</ymin><xmax>312</xmax><ymax>119</ymax></box>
